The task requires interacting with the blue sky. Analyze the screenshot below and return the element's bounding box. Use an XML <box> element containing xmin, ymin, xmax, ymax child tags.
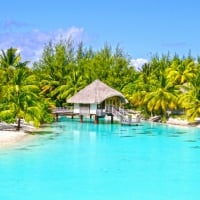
<box><xmin>0</xmin><ymin>0</ymin><xmax>200</xmax><ymax>67</ymax></box>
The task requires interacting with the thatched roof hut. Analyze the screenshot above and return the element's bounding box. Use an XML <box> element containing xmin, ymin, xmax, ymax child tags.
<box><xmin>67</xmin><ymin>79</ymin><xmax>126</xmax><ymax>104</ymax></box>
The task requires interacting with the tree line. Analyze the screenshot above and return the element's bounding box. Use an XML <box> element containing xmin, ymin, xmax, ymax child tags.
<box><xmin>1</xmin><ymin>39</ymin><xmax>200</xmax><ymax>129</ymax></box>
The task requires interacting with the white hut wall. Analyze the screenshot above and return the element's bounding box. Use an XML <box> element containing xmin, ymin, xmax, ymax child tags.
<box><xmin>90</xmin><ymin>104</ymin><xmax>97</xmax><ymax>114</ymax></box>
<box><xmin>74</xmin><ymin>104</ymin><xmax>80</xmax><ymax>113</ymax></box>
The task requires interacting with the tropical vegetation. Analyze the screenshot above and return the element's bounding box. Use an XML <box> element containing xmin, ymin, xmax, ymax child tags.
<box><xmin>1</xmin><ymin>39</ymin><xmax>200</xmax><ymax>129</ymax></box>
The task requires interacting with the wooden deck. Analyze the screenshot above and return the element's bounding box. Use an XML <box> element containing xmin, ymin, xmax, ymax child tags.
<box><xmin>52</xmin><ymin>107</ymin><xmax>140</xmax><ymax>125</ymax></box>
<box><xmin>52</xmin><ymin>107</ymin><xmax>73</xmax><ymax>114</ymax></box>
<box><xmin>52</xmin><ymin>107</ymin><xmax>79</xmax><ymax>121</ymax></box>
<box><xmin>52</xmin><ymin>107</ymin><xmax>113</xmax><ymax>124</ymax></box>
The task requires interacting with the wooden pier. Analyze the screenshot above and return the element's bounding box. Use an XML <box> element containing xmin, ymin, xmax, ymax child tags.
<box><xmin>52</xmin><ymin>107</ymin><xmax>114</xmax><ymax>124</ymax></box>
<box><xmin>52</xmin><ymin>107</ymin><xmax>141</xmax><ymax>125</ymax></box>
<box><xmin>52</xmin><ymin>107</ymin><xmax>79</xmax><ymax>122</ymax></box>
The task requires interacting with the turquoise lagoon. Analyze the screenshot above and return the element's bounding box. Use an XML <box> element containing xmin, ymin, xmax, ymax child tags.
<box><xmin>0</xmin><ymin>117</ymin><xmax>200</xmax><ymax>200</ymax></box>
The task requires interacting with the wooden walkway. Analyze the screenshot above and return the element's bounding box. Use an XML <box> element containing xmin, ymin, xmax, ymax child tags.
<box><xmin>52</xmin><ymin>107</ymin><xmax>73</xmax><ymax>114</ymax></box>
<box><xmin>52</xmin><ymin>107</ymin><xmax>140</xmax><ymax>125</ymax></box>
<box><xmin>52</xmin><ymin>107</ymin><xmax>79</xmax><ymax>122</ymax></box>
<box><xmin>52</xmin><ymin>107</ymin><xmax>112</xmax><ymax>124</ymax></box>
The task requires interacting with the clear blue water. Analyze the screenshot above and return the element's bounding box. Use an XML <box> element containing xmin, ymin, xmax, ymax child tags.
<box><xmin>0</xmin><ymin>117</ymin><xmax>200</xmax><ymax>200</ymax></box>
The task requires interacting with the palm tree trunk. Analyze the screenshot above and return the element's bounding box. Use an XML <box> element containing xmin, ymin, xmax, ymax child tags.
<box><xmin>16</xmin><ymin>118</ymin><xmax>21</xmax><ymax>131</ymax></box>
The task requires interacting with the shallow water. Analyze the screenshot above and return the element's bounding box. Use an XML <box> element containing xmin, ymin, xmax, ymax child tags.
<box><xmin>0</xmin><ymin>117</ymin><xmax>200</xmax><ymax>200</ymax></box>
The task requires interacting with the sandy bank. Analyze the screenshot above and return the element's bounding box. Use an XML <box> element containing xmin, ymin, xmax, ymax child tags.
<box><xmin>166</xmin><ymin>117</ymin><xmax>200</xmax><ymax>127</ymax></box>
<box><xmin>0</xmin><ymin>130</ymin><xmax>31</xmax><ymax>147</ymax></box>
<box><xmin>166</xmin><ymin>118</ymin><xmax>190</xmax><ymax>126</ymax></box>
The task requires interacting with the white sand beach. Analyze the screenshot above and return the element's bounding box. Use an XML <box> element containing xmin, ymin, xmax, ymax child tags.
<box><xmin>166</xmin><ymin>117</ymin><xmax>200</xmax><ymax>127</ymax></box>
<box><xmin>0</xmin><ymin>130</ymin><xmax>29</xmax><ymax>147</ymax></box>
<box><xmin>166</xmin><ymin>117</ymin><xmax>190</xmax><ymax>126</ymax></box>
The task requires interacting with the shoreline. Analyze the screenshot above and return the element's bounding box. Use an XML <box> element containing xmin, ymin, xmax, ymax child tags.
<box><xmin>0</xmin><ymin>118</ymin><xmax>199</xmax><ymax>149</ymax></box>
<box><xmin>0</xmin><ymin>130</ymin><xmax>32</xmax><ymax>148</ymax></box>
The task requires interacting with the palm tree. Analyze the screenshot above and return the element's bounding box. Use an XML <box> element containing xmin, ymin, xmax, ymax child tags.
<box><xmin>51</xmin><ymin>65</ymin><xmax>87</xmax><ymax>105</ymax></box>
<box><xmin>166</xmin><ymin>56</ymin><xmax>197</xmax><ymax>85</ymax></box>
<box><xmin>130</xmin><ymin>55</ymin><xmax>179</xmax><ymax>120</ymax></box>
<box><xmin>129</xmin><ymin>62</ymin><xmax>157</xmax><ymax>115</ymax></box>
<box><xmin>0</xmin><ymin>49</ymin><xmax>53</xmax><ymax>130</ymax></box>
<box><xmin>144</xmin><ymin>86</ymin><xmax>178</xmax><ymax>118</ymax></box>
<box><xmin>134</xmin><ymin>63</ymin><xmax>156</xmax><ymax>92</ymax></box>
<box><xmin>0</xmin><ymin>67</ymin><xmax>38</xmax><ymax>130</ymax></box>
<box><xmin>143</xmin><ymin>65</ymin><xmax>179</xmax><ymax>120</ymax></box>
<box><xmin>0</xmin><ymin>48</ymin><xmax>29</xmax><ymax>83</ymax></box>
<box><xmin>178</xmin><ymin>64</ymin><xmax>200</xmax><ymax>121</ymax></box>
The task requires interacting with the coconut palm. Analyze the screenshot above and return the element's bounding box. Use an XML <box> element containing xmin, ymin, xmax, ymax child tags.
<box><xmin>0</xmin><ymin>49</ymin><xmax>53</xmax><ymax>130</ymax></box>
<box><xmin>166</xmin><ymin>56</ymin><xmax>197</xmax><ymax>85</ymax></box>
<box><xmin>0</xmin><ymin>67</ymin><xmax>39</xmax><ymax>130</ymax></box>
<box><xmin>178</xmin><ymin>65</ymin><xmax>200</xmax><ymax>121</ymax></box>
<box><xmin>144</xmin><ymin>86</ymin><xmax>178</xmax><ymax>117</ymax></box>
<box><xmin>134</xmin><ymin>63</ymin><xmax>157</xmax><ymax>92</ymax></box>
<box><xmin>129</xmin><ymin>61</ymin><xmax>158</xmax><ymax>115</ymax></box>
<box><xmin>51</xmin><ymin>65</ymin><xmax>87</xmax><ymax>105</ymax></box>
<box><xmin>0</xmin><ymin>48</ymin><xmax>29</xmax><ymax>83</ymax></box>
<box><xmin>130</xmin><ymin>55</ymin><xmax>179</xmax><ymax>120</ymax></box>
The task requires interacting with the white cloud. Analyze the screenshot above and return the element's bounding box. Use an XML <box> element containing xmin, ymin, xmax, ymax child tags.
<box><xmin>63</xmin><ymin>27</ymin><xmax>85</xmax><ymax>41</ymax></box>
<box><xmin>2</xmin><ymin>19</ymin><xmax>29</xmax><ymax>30</ymax></box>
<box><xmin>0</xmin><ymin>27</ymin><xmax>87</xmax><ymax>65</ymax></box>
<box><xmin>0</xmin><ymin>24</ymin><xmax>149</xmax><ymax>69</ymax></box>
<box><xmin>131</xmin><ymin>58</ymin><xmax>148</xmax><ymax>70</ymax></box>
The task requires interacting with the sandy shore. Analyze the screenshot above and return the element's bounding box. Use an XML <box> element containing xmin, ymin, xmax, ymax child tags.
<box><xmin>0</xmin><ymin>130</ymin><xmax>30</xmax><ymax>148</ymax></box>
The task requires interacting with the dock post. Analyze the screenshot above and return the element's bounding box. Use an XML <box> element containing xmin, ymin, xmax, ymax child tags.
<box><xmin>80</xmin><ymin>115</ymin><xmax>83</xmax><ymax>123</ymax></box>
<box><xmin>55</xmin><ymin>113</ymin><xmax>59</xmax><ymax>122</ymax></box>
<box><xmin>94</xmin><ymin>115</ymin><xmax>99</xmax><ymax>124</ymax></box>
<box><xmin>111</xmin><ymin>115</ymin><xmax>113</xmax><ymax>124</ymax></box>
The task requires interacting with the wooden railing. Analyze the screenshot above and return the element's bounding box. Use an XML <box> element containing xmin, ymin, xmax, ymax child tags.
<box><xmin>52</xmin><ymin>107</ymin><xmax>73</xmax><ymax>114</ymax></box>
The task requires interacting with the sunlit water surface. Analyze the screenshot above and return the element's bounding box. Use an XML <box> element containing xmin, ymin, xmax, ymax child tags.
<box><xmin>0</xmin><ymin>117</ymin><xmax>200</xmax><ymax>200</ymax></box>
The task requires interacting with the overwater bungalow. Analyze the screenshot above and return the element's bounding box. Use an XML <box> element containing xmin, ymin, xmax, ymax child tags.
<box><xmin>67</xmin><ymin>79</ymin><xmax>127</xmax><ymax>123</ymax></box>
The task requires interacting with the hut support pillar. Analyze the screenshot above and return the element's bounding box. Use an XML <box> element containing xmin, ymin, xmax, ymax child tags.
<box><xmin>80</xmin><ymin>115</ymin><xmax>83</xmax><ymax>123</ymax></box>
<box><xmin>111</xmin><ymin>115</ymin><xmax>113</xmax><ymax>124</ymax></box>
<box><xmin>55</xmin><ymin>114</ymin><xmax>59</xmax><ymax>122</ymax></box>
<box><xmin>94</xmin><ymin>115</ymin><xmax>99</xmax><ymax>124</ymax></box>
